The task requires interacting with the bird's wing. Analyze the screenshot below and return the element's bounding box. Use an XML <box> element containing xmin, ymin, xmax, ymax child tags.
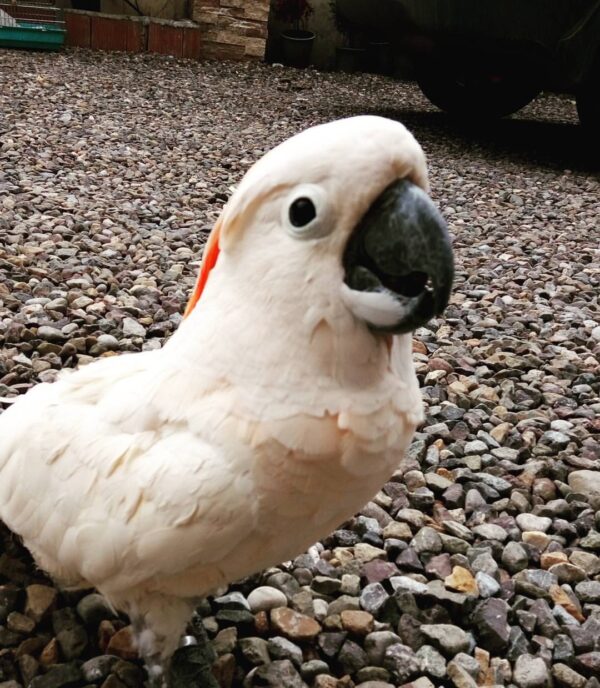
<box><xmin>0</xmin><ymin>352</ymin><xmax>256</xmax><ymax>593</ymax></box>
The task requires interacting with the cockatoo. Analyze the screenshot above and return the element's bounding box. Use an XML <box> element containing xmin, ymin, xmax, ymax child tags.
<box><xmin>0</xmin><ymin>116</ymin><xmax>453</xmax><ymax>685</ymax></box>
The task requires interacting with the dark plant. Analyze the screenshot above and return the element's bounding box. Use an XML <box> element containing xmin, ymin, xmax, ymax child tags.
<box><xmin>329</xmin><ymin>0</ymin><xmax>360</xmax><ymax>45</ymax></box>
<box><xmin>273</xmin><ymin>0</ymin><xmax>314</xmax><ymax>30</ymax></box>
<box><xmin>329</xmin><ymin>0</ymin><xmax>346</xmax><ymax>33</ymax></box>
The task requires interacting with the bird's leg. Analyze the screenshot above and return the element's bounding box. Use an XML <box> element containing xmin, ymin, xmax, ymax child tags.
<box><xmin>170</xmin><ymin>614</ymin><xmax>219</xmax><ymax>688</ymax></box>
<box><xmin>116</xmin><ymin>593</ymin><xmax>195</xmax><ymax>688</ymax></box>
<box><xmin>132</xmin><ymin>620</ymin><xmax>176</xmax><ymax>688</ymax></box>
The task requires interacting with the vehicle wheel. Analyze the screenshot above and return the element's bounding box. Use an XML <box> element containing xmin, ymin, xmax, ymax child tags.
<box><xmin>417</xmin><ymin>53</ymin><xmax>542</xmax><ymax>119</ymax></box>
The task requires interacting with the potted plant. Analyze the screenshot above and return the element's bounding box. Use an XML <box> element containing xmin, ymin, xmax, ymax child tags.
<box><xmin>329</xmin><ymin>0</ymin><xmax>366</xmax><ymax>73</ymax></box>
<box><xmin>273</xmin><ymin>0</ymin><xmax>315</xmax><ymax>69</ymax></box>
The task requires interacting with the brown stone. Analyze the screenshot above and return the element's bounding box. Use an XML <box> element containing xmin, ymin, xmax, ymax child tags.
<box><xmin>98</xmin><ymin>619</ymin><xmax>117</xmax><ymax>653</ymax></box>
<box><xmin>548</xmin><ymin>562</ymin><xmax>587</xmax><ymax>584</ymax></box>
<box><xmin>413</xmin><ymin>339</ymin><xmax>427</xmax><ymax>355</ymax></box>
<box><xmin>39</xmin><ymin>638</ymin><xmax>59</xmax><ymax>666</ymax></box>
<box><xmin>383</xmin><ymin>521</ymin><xmax>413</xmax><ymax>541</ymax></box>
<box><xmin>270</xmin><ymin>607</ymin><xmax>321</xmax><ymax>641</ymax></box>
<box><xmin>429</xmin><ymin>357</ymin><xmax>453</xmax><ymax>373</ymax></box>
<box><xmin>106</xmin><ymin>626</ymin><xmax>138</xmax><ymax>661</ymax></box>
<box><xmin>549</xmin><ymin>585</ymin><xmax>585</xmax><ymax>622</ymax></box>
<box><xmin>18</xmin><ymin>653</ymin><xmax>39</xmax><ymax>685</ymax></box>
<box><xmin>437</xmin><ymin>467</ymin><xmax>454</xmax><ymax>481</ymax></box>
<box><xmin>25</xmin><ymin>585</ymin><xmax>57</xmax><ymax>623</ymax></box>
<box><xmin>340</xmin><ymin>610</ymin><xmax>374</xmax><ymax>636</ymax></box>
<box><xmin>354</xmin><ymin>542</ymin><xmax>387</xmax><ymax>563</ymax></box>
<box><xmin>541</xmin><ymin>552</ymin><xmax>568</xmax><ymax>569</ymax></box>
<box><xmin>447</xmin><ymin>661</ymin><xmax>478</xmax><ymax>688</ymax></box>
<box><xmin>314</xmin><ymin>676</ymin><xmax>338</xmax><ymax>688</ymax></box>
<box><xmin>490</xmin><ymin>423</ymin><xmax>512</xmax><ymax>443</ymax></box>
<box><xmin>336</xmin><ymin>677</ymin><xmax>354</xmax><ymax>688</ymax></box>
<box><xmin>474</xmin><ymin>646</ymin><xmax>490</xmax><ymax>684</ymax></box>
<box><xmin>15</xmin><ymin>636</ymin><xmax>46</xmax><ymax>659</ymax></box>
<box><xmin>445</xmin><ymin>566</ymin><xmax>479</xmax><ymax>596</ymax></box>
<box><xmin>212</xmin><ymin>653</ymin><xmax>235</xmax><ymax>688</ymax></box>
<box><xmin>7</xmin><ymin>612</ymin><xmax>35</xmax><ymax>634</ymax></box>
<box><xmin>254</xmin><ymin>610</ymin><xmax>269</xmax><ymax>635</ymax></box>
<box><xmin>521</xmin><ymin>531</ymin><xmax>551</xmax><ymax>551</ymax></box>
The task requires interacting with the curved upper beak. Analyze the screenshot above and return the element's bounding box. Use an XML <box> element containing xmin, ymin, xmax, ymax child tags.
<box><xmin>343</xmin><ymin>178</ymin><xmax>454</xmax><ymax>334</ymax></box>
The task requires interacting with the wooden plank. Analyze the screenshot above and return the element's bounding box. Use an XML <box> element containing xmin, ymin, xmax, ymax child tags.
<box><xmin>182</xmin><ymin>27</ymin><xmax>202</xmax><ymax>59</ymax></box>
<box><xmin>65</xmin><ymin>12</ymin><xmax>91</xmax><ymax>48</ymax></box>
<box><xmin>147</xmin><ymin>23</ymin><xmax>183</xmax><ymax>57</ymax></box>
<box><xmin>126</xmin><ymin>20</ymin><xmax>147</xmax><ymax>53</ymax></box>
<box><xmin>90</xmin><ymin>16</ymin><xmax>128</xmax><ymax>52</ymax></box>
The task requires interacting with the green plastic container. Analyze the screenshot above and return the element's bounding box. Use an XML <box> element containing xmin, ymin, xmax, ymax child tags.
<box><xmin>0</xmin><ymin>21</ymin><xmax>65</xmax><ymax>51</ymax></box>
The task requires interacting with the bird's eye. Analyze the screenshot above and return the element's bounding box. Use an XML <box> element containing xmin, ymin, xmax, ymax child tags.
<box><xmin>289</xmin><ymin>197</ymin><xmax>317</xmax><ymax>227</ymax></box>
<box><xmin>283</xmin><ymin>185</ymin><xmax>330</xmax><ymax>240</ymax></box>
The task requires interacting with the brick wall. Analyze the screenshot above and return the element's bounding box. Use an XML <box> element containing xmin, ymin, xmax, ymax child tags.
<box><xmin>64</xmin><ymin>11</ymin><xmax>203</xmax><ymax>60</ymax></box>
<box><xmin>192</xmin><ymin>0</ymin><xmax>270</xmax><ymax>61</ymax></box>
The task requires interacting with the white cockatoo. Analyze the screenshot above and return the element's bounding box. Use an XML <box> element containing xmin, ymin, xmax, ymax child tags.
<box><xmin>0</xmin><ymin>116</ymin><xmax>453</xmax><ymax>684</ymax></box>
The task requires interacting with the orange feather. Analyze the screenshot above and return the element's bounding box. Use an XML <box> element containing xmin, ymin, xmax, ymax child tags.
<box><xmin>183</xmin><ymin>221</ymin><xmax>221</xmax><ymax>318</ymax></box>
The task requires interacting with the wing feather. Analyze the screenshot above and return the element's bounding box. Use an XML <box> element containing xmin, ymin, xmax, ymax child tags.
<box><xmin>0</xmin><ymin>352</ymin><xmax>255</xmax><ymax>594</ymax></box>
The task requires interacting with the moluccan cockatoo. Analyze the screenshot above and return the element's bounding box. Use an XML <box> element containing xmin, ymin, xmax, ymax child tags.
<box><xmin>0</xmin><ymin>116</ymin><xmax>453</xmax><ymax>685</ymax></box>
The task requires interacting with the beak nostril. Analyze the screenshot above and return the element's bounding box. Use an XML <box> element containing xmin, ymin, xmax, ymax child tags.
<box><xmin>374</xmin><ymin>269</ymin><xmax>430</xmax><ymax>299</ymax></box>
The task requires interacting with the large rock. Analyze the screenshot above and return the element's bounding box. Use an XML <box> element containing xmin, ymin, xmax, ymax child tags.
<box><xmin>382</xmin><ymin>644</ymin><xmax>421</xmax><ymax>684</ymax></box>
<box><xmin>250</xmin><ymin>660</ymin><xmax>307</xmax><ymax>688</ymax></box>
<box><xmin>247</xmin><ymin>586</ymin><xmax>288</xmax><ymax>613</ymax></box>
<box><xmin>270</xmin><ymin>608</ymin><xmax>321</xmax><ymax>641</ymax></box>
<box><xmin>568</xmin><ymin>471</ymin><xmax>600</xmax><ymax>508</ymax></box>
<box><xmin>29</xmin><ymin>664</ymin><xmax>82</xmax><ymax>688</ymax></box>
<box><xmin>364</xmin><ymin>631</ymin><xmax>402</xmax><ymax>665</ymax></box>
<box><xmin>420</xmin><ymin>624</ymin><xmax>472</xmax><ymax>656</ymax></box>
<box><xmin>513</xmin><ymin>655</ymin><xmax>550</xmax><ymax>688</ymax></box>
<box><xmin>25</xmin><ymin>585</ymin><xmax>57</xmax><ymax>623</ymax></box>
<box><xmin>471</xmin><ymin>599</ymin><xmax>511</xmax><ymax>652</ymax></box>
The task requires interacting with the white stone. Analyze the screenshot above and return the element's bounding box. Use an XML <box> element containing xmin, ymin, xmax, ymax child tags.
<box><xmin>247</xmin><ymin>586</ymin><xmax>287</xmax><ymax>613</ymax></box>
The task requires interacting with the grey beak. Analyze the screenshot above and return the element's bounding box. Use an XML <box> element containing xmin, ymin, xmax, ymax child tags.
<box><xmin>343</xmin><ymin>178</ymin><xmax>454</xmax><ymax>334</ymax></box>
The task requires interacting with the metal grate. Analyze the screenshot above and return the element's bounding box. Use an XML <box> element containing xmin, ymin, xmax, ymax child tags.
<box><xmin>0</xmin><ymin>1</ymin><xmax>64</xmax><ymax>28</ymax></box>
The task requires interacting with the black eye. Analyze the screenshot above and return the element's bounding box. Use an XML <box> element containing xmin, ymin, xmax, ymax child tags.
<box><xmin>289</xmin><ymin>197</ymin><xmax>316</xmax><ymax>227</ymax></box>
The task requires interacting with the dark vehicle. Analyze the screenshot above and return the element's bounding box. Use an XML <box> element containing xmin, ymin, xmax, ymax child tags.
<box><xmin>338</xmin><ymin>0</ymin><xmax>600</xmax><ymax>130</ymax></box>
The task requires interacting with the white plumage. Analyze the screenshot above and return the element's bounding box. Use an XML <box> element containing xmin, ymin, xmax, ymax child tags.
<box><xmin>0</xmin><ymin>116</ymin><xmax>439</xmax><ymax>678</ymax></box>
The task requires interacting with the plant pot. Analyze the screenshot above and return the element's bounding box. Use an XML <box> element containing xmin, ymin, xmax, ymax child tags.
<box><xmin>367</xmin><ymin>41</ymin><xmax>392</xmax><ymax>75</ymax></box>
<box><xmin>281</xmin><ymin>29</ymin><xmax>315</xmax><ymax>68</ymax></box>
<box><xmin>336</xmin><ymin>46</ymin><xmax>367</xmax><ymax>73</ymax></box>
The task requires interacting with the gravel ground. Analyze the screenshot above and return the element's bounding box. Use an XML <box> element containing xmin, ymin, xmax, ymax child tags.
<box><xmin>1</xmin><ymin>48</ymin><xmax>599</xmax><ymax>688</ymax></box>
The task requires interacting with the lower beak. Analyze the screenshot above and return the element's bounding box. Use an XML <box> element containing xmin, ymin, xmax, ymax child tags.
<box><xmin>343</xmin><ymin>178</ymin><xmax>454</xmax><ymax>334</ymax></box>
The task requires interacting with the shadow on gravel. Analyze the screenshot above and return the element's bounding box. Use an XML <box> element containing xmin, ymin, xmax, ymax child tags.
<box><xmin>358</xmin><ymin>109</ymin><xmax>598</xmax><ymax>174</ymax></box>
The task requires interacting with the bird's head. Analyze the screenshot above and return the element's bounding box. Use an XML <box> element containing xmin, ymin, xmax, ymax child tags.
<box><xmin>184</xmin><ymin>116</ymin><xmax>453</xmax><ymax>336</ymax></box>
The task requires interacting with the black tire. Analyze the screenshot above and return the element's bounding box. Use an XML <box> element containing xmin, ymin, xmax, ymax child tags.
<box><xmin>417</xmin><ymin>52</ymin><xmax>542</xmax><ymax>119</ymax></box>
